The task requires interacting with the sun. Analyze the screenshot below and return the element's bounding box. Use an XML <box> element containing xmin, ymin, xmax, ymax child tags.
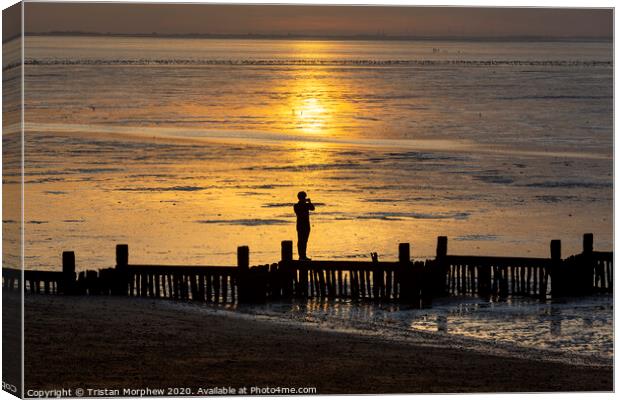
<box><xmin>294</xmin><ymin>97</ymin><xmax>328</xmax><ymax>134</ymax></box>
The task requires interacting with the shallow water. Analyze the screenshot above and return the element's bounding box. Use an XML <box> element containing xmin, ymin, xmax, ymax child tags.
<box><xmin>7</xmin><ymin>130</ymin><xmax>612</xmax><ymax>271</ymax></box>
<box><xmin>23</xmin><ymin>37</ymin><xmax>613</xmax><ymax>152</ymax></box>
<box><xmin>3</xmin><ymin>36</ymin><xmax>613</xmax><ymax>271</ymax></box>
<box><xmin>228</xmin><ymin>294</ymin><xmax>613</xmax><ymax>366</ymax></box>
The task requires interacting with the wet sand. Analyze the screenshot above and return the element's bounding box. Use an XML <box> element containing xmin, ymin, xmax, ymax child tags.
<box><xmin>25</xmin><ymin>295</ymin><xmax>612</xmax><ymax>394</ymax></box>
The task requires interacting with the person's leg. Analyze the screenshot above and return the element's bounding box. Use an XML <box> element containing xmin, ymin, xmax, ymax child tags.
<box><xmin>298</xmin><ymin>228</ymin><xmax>309</xmax><ymax>259</ymax></box>
<box><xmin>305</xmin><ymin>228</ymin><xmax>311</xmax><ymax>258</ymax></box>
<box><xmin>297</xmin><ymin>229</ymin><xmax>305</xmax><ymax>259</ymax></box>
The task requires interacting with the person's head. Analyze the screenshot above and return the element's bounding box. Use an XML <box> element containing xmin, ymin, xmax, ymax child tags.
<box><xmin>297</xmin><ymin>191</ymin><xmax>307</xmax><ymax>201</ymax></box>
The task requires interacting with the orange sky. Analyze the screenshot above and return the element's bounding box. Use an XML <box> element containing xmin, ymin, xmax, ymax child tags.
<box><xmin>21</xmin><ymin>3</ymin><xmax>612</xmax><ymax>38</ymax></box>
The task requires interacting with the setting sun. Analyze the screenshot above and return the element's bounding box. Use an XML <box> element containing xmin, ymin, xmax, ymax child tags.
<box><xmin>294</xmin><ymin>97</ymin><xmax>327</xmax><ymax>134</ymax></box>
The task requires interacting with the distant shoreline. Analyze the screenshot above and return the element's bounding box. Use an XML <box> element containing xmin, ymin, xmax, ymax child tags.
<box><xmin>23</xmin><ymin>31</ymin><xmax>613</xmax><ymax>43</ymax></box>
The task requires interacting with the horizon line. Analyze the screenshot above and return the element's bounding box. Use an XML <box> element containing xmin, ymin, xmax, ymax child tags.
<box><xmin>21</xmin><ymin>31</ymin><xmax>613</xmax><ymax>42</ymax></box>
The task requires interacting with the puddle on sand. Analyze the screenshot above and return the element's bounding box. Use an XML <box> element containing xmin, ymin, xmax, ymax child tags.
<box><xmin>227</xmin><ymin>294</ymin><xmax>613</xmax><ymax>365</ymax></box>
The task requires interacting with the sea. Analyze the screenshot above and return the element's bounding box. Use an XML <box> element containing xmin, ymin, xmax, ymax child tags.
<box><xmin>3</xmin><ymin>36</ymin><xmax>613</xmax><ymax>365</ymax></box>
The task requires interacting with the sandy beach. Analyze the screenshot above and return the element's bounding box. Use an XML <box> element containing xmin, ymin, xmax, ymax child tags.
<box><xmin>24</xmin><ymin>295</ymin><xmax>612</xmax><ymax>394</ymax></box>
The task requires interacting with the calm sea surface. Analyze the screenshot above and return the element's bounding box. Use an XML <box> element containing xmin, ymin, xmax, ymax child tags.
<box><xmin>3</xmin><ymin>36</ymin><xmax>613</xmax><ymax>361</ymax></box>
<box><xmin>13</xmin><ymin>36</ymin><xmax>612</xmax><ymax>267</ymax></box>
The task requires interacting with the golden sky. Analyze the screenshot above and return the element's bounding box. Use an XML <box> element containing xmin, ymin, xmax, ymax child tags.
<box><xmin>22</xmin><ymin>3</ymin><xmax>612</xmax><ymax>38</ymax></box>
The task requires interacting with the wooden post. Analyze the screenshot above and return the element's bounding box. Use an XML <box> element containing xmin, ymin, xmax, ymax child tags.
<box><xmin>62</xmin><ymin>251</ymin><xmax>76</xmax><ymax>295</ymax></box>
<box><xmin>237</xmin><ymin>246</ymin><xmax>249</xmax><ymax>271</ymax></box>
<box><xmin>398</xmin><ymin>243</ymin><xmax>415</xmax><ymax>304</ymax></box>
<box><xmin>551</xmin><ymin>239</ymin><xmax>561</xmax><ymax>261</ymax></box>
<box><xmin>190</xmin><ymin>274</ymin><xmax>198</xmax><ymax>301</ymax></box>
<box><xmin>140</xmin><ymin>271</ymin><xmax>148</xmax><ymax>297</ymax></box>
<box><xmin>77</xmin><ymin>271</ymin><xmax>85</xmax><ymax>295</ymax></box>
<box><xmin>359</xmin><ymin>270</ymin><xmax>366</xmax><ymax>298</ymax></box>
<box><xmin>281</xmin><ymin>241</ymin><xmax>294</xmax><ymax>298</ymax></box>
<box><xmin>206</xmin><ymin>273</ymin><xmax>212</xmax><ymax>301</ymax></box>
<box><xmin>86</xmin><ymin>270</ymin><xmax>99</xmax><ymax>295</ymax></box>
<box><xmin>299</xmin><ymin>259</ymin><xmax>310</xmax><ymax>299</ymax></box>
<box><xmin>435</xmin><ymin>236</ymin><xmax>448</xmax><ymax>295</ymax></box>
<box><xmin>421</xmin><ymin>260</ymin><xmax>433</xmax><ymax>307</ymax></box>
<box><xmin>550</xmin><ymin>240</ymin><xmax>562</xmax><ymax>297</ymax></box>
<box><xmin>583</xmin><ymin>233</ymin><xmax>594</xmax><ymax>254</ymax></box>
<box><xmin>268</xmin><ymin>263</ymin><xmax>280</xmax><ymax>300</ymax></box>
<box><xmin>537</xmin><ymin>264</ymin><xmax>546</xmax><ymax>300</ymax></box>
<box><xmin>371</xmin><ymin>253</ymin><xmax>380</xmax><ymax>300</ymax></box>
<box><xmin>399</xmin><ymin>243</ymin><xmax>410</xmax><ymax>263</ymax></box>
<box><xmin>115</xmin><ymin>244</ymin><xmax>129</xmax><ymax>295</ymax></box>
<box><xmin>281</xmin><ymin>240</ymin><xmax>293</xmax><ymax>262</ymax></box>
<box><xmin>352</xmin><ymin>270</ymin><xmax>359</xmax><ymax>299</ymax></box>
<box><xmin>582</xmin><ymin>233</ymin><xmax>594</xmax><ymax>294</ymax></box>
<box><xmin>267</xmin><ymin>263</ymin><xmax>279</xmax><ymax>300</ymax></box>
<box><xmin>436</xmin><ymin>236</ymin><xmax>448</xmax><ymax>258</ymax></box>
<box><xmin>213</xmin><ymin>274</ymin><xmax>220</xmax><ymax>302</ymax></box>
<box><xmin>237</xmin><ymin>245</ymin><xmax>250</xmax><ymax>303</ymax></box>
<box><xmin>222</xmin><ymin>275</ymin><xmax>229</xmax><ymax>303</ymax></box>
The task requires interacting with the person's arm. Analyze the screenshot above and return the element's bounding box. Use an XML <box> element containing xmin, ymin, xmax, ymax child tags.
<box><xmin>307</xmin><ymin>200</ymin><xmax>315</xmax><ymax>211</ymax></box>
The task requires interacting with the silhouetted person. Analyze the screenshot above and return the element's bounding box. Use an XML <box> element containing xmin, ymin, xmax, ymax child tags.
<box><xmin>294</xmin><ymin>191</ymin><xmax>314</xmax><ymax>260</ymax></box>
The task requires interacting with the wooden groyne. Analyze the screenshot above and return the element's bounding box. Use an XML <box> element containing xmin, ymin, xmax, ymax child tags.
<box><xmin>278</xmin><ymin>241</ymin><xmax>432</xmax><ymax>305</ymax></box>
<box><xmin>3</xmin><ymin>233</ymin><xmax>612</xmax><ymax>307</ymax></box>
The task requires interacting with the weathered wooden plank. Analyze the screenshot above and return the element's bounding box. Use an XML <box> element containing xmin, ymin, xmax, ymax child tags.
<box><xmin>372</xmin><ymin>269</ymin><xmax>380</xmax><ymax>299</ymax></box>
<box><xmin>149</xmin><ymin>273</ymin><xmax>155</xmax><ymax>297</ymax></box>
<box><xmin>385</xmin><ymin>270</ymin><xmax>392</xmax><ymax>300</ymax></box>
<box><xmin>317</xmin><ymin>269</ymin><xmax>323</xmax><ymax>297</ymax></box>
<box><xmin>154</xmin><ymin>274</ymin><xmax>159</xmax><ymax>297</ymax></box>
<box><xmin>214</xmin><ymin>273</ymin><xmax>221</xmax><ymax>302</ymax></box>
<box><xmin>359</xmin><ymin>270</ymin><xmax>367</xmax><ymax>298</ymax></box>
<box><xmin>206</xmin><ymin>273</ymin><xmax>212</xmax><ymax>302</ymax></box>
<box><xmin>311</xmin><ymin>269</ymin><xmax>317</xmax><ymax>298</ymax></box>
<box><xmin>128</xmin><ymin>264</ymin><xmax>238</xmax><ymax>272</ymax></box>
<box><xmin>166</xmin><ymin>274</ymin><xmax>172</xmax><ymax>298</ymax></box>
<box><xmin>222</xmin><ymin>275</ymin><xmax>229</xmax><ymax>303</ymax></box>
<box><xmin>231</xmin><ymin>275</ymin><xmax>237</xmax><ymax>302</ymax></box>
<box><xmin>197</xmin><ymin>273</ymin><xmax>205</xmax><ymax>301</ymax></box>
<box><xmin>142</xmin><ymin>273</ymin><xmax>148</xmax><ymax>297</ymax></box>
<box><xmin>308</xmin><ymin>269</ymin><xmax>314</xmax><ymax>298</ymax></box>
<box><xmin>289</xmin><ymin>260</ymin><xmax>401</xmax><ymax>271</ymax></box>
<box><xmin>184</xmin><ymin>274</ymin><xmax>190</xmax><ymax>300</ymax></box>
<box><xmin>23</xmin><ymin>270</ymin><xmax>63</xmax><ymax>281</ymax></box>
<box><xmin>351</xmin><ymin>270</ymin><xmax>358</xmax><ymax>299</ymax></box>
<box><xmin>174</xmin><ymin>273</ymin><xmax>181</xmax><ymax>299</ymax></box>
<box><xmin>190</xmin><ymin>274</ymin><xmax>198</xmax><ymax>300</ymax></box>
<box><xmin>446</xmin><ymin>255</ymin><xmax>551</xmax><ymax>268</ymax></box>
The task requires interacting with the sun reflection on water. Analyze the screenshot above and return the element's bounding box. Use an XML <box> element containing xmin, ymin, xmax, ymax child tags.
<box><xmin>283</xmin><ymin>42</ymin><xmax>356</xmax><ymax>136</ymax></box>
<box><xmin>293</xmin><ymin>97</ymin><xmax>327</xmax><ymax>134</ymax></box>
